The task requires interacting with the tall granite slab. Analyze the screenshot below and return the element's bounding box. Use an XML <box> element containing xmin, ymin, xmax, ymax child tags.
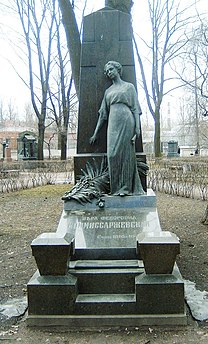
<box><xmin>74</xmin><ymin>6</ymin><xmax>144</xmax><ymax>183</ymax></box>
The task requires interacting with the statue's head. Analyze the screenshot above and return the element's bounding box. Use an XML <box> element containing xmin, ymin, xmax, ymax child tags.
<box><xmin>104</xmin><ymin>61</ymin><xmax>123</xmax><ymax>76</ymax></box>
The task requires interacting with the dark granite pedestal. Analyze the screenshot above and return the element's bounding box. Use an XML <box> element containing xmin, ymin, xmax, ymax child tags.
<box><xmin>27</xmin><ymin>190</ymin><xmax>187</xmax><ymax>327</ymax></box>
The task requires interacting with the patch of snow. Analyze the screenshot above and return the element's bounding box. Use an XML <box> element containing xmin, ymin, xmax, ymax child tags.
<box><xmin>184</xmin><ymin>280</ymin><xmax>208</xmax><ymax>322</ymax></box>
<box><xmin>0</xmin><ymin>297</ymin><xmax>27</xmax><ymax>320</ymax></box>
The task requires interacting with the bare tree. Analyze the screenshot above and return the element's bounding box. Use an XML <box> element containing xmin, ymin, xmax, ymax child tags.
<box><xmin>46</xmin><ymin>5</ymin><xmax>78</xmax><ymax>160</ymax></box>
<box><xmin>174</xmin><ymin>22</ymin><xmax>208</xmax><ymax>227</ymax></box>
<box><xmin>134</xmin><ymin>0</ymin><xmax>196</xmax><ymax>157</ymax></box>
<box><xmin>176</xmin><ymin>21</ymin><xmax>208</xmax><ymax>111</ymax></box>
<box><xmin>0</xmin><ymin>98</ymin><xmax>18</xmax><ymax>124</ymax></box>
<box><xmin>48</xmin><ymin>75</ymin><xmax>77</xmax><ymax>160</ymax></box>
<box><xmin>2</xmin><ymin>0</ymin><xmax>77</xmax><ymax>160</ymax></box>
<box><xmin>24</xmin><ymin>101</ymin><xmax>37</xmax><ymax>128</ymax></box>
<box><xmin>15</xmin><ymin>0</ymin><xmax>56</xmax><ymax>160</ymax></box>
<box><xmin>0</xmin><ymin>97</ymin><xmax>20</xmax><ymax>126</ymax></box>
<box><xmin>7</xmin><ymin>98</ymin><xmax>17</xmax><ymax>122</ymax></box>
<box><xmin>173</xmin><ymin>18</ymin><xmax>208</xmax><ymax>151</ymax></box>
<box><xmin>44</xmin><ymin>132</ymin><xmax>56</xmax><ymax>160</ymax></box>
<box><xmin>0</xmin><ymin>99</ymin><xmax>5</xmax><ymax>126</ymax></box>
<box><xmin>176</xmin><ymin>91</ymin><xmax>207</xmax><ymax>147</ymax></box>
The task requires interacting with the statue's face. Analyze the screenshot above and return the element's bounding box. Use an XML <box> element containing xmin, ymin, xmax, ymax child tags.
<box><xmin>105</xmin><ymin>65</ymin><xmax>119</xmax><ymax>80</ymax></box>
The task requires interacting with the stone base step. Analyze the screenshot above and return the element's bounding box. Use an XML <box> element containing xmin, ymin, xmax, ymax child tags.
<box><xmin>27</xmin><ymin>313</ymin><xmax>188</xmax><ymax>327</ymax></box>
<box><xmin>75</xmin><ymin>293</ymin><xmax>136</xmax><ymax>315</ymax></box>
<box><xmin>77</xmin><ymin>293</ymin><xmax>136</xmax><ymax>303</ymax></box>
<box><xmin>72</xmin><ymin>247</ymin><xmax>138</xmax><ymax>261</ymax></box>
<box><xmin>69</xmin><ymin>262</ymin><xmax>143</xmax><ymax>294</ymax></box>
<box><xmin>69</xmin><ymin>259</ymin><xmax>143</xmax><ymax>269</ymax></box>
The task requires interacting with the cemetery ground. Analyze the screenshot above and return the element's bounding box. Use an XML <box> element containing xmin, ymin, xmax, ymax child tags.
<box><xmin>0</xmin><ymin>184</ymin><xmax>208</xmax><ymax>343</ymax></box>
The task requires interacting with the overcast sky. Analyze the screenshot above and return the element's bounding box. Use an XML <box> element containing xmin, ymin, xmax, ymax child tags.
<box><xmin>0</xmin><ymin>0</ymin><xmax>207</xmax><ymax>117</ymax></box>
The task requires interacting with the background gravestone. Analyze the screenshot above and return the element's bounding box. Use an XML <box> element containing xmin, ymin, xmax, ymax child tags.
<box><xmin>167</xmin><ymin>141</ymin><xmax>179</xmax><ymax>158</ymax></box>
<box><xmin>75</xmin><ymin>4</ymin><xmax>144</xmax><ymax>181</ymax></box>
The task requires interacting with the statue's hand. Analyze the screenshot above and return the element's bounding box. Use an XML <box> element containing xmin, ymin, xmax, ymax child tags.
<box><xmin>135</xmin><ymin>126</ymin><xmax>140</xmax><ymax>138</ymax></box>
<box><xmin>89</xmin><ymin>134</ymin><xmax>97</xmax><ymax>145</ymax></box>
<box><xmin>131</xmin><ymin>134</ymin><xmax>136</xmax><ymax>145</ymax></box>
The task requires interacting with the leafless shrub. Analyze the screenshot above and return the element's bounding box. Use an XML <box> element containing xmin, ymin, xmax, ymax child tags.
<box><xmin>0</xmin><ymin>159</ymin><xmax>73</xmax><ymax>194</ymax></box>
<box><xmin>41</xmin><ymin>172</ymin><xmax>57</xmax><ymax>185</ymax></box>
<box><xmin>195</xmin><ymin>164</ymin><xmax>208</xmax><ymax>201</ymax></box>
<box><xmin>148</xmin><ymin>159</ymin><xmax>208</xmax><ymax>201</ymax></box>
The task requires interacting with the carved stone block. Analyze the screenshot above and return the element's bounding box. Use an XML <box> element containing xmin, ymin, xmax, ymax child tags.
<box><xmin>31</xmin><ymin>233</ymin><xmax>74</xmax><ymax>276</ymax></box>
<box><xmin>137</xmin><ymin>231</ymin><xmax>180</xmax><ymax>274</ymax></box>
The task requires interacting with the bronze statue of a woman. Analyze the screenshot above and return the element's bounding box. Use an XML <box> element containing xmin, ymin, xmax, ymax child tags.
<box><xmin>90</xmin><ymin>61</ymin><xmax>144</xmax><ymax>196</ymax></box>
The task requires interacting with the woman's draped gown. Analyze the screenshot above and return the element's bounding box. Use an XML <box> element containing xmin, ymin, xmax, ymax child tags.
<box><xmin>98</xmin><ymin>81</ymin><xmax>144</xmax><ymax>195</ymax></box>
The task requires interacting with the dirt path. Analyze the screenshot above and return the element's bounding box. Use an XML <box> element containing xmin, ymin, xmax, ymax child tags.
<box><xmin>0</xmin><ymin>185</ymin><xmax>208</xmax><ymax>343</ymax></box>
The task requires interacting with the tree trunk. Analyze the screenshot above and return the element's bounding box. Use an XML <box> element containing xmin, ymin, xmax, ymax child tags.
<box><xmin>61</xmin><ymin>102</ymin><xmax>70</xmax><ymax>160</ymax></box>
<box><xmin>57</xmin><ymin>123</ymin><xmax>67</xmax><ymax>160</ymax></box>
<box><xmin>38</xmin><ymin>121</ymin><xmax>45</xmax><ymax>160</ymax></box>
<box><xmin>154</xmin><ymin>108</ymin><xmax>161</xmax><ymax>157</ymax></box>
<box><xmin>60</xmin><ymin>131</ymin><xmax>67</xmax><ymax>160</ymax></box>
<box><xmin>58</xmin><ymin>0</ymin><xmax>81</xmax><ymax>97</ymax></box>
<box><xmin>58</xmin><ymin>130</ymin><xmax>62</xmax><ymax>150</ymax></box>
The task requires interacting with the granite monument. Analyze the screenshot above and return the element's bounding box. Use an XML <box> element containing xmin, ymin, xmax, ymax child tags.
<box><xmin>27</xmin><ymin>2</ymin><xmax>186</xmax><ymax>328</ymax></box>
